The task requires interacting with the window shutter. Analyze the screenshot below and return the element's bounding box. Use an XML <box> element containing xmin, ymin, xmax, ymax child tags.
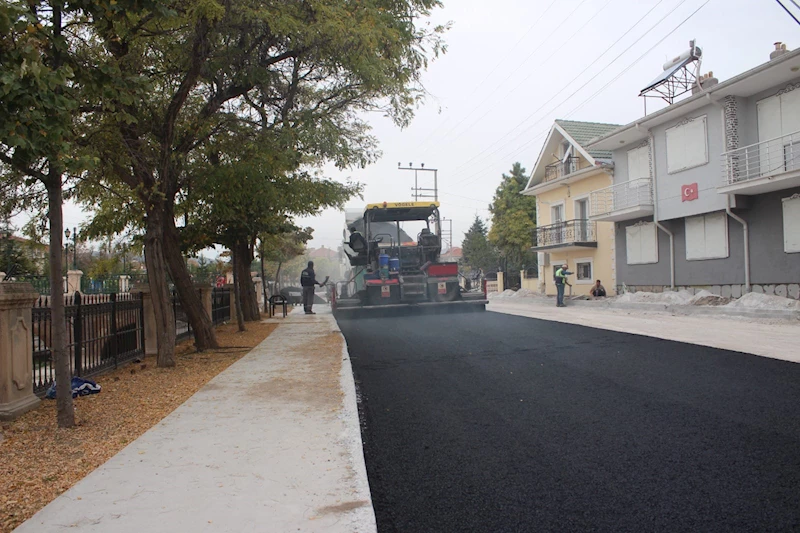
<box><xmin>704</xmin><ymin>212</ymin><xmax>728</xmax><ymax>259</ymax></box>
<box><xmin>685</xmin><ymin>215</ymin><xmax>706</xmax><ymax>260</ymax></box>
<box><xmin>666</xmin><ymin>116</ymin><xmax>708</xmax><ymax>173</ymax></box>
<box><xmin>640</xmin><ymin>223</ymin><xmax>658</xmax><ymax>263</ymax></box>
<box><xmin>781</xmin><ymin>89</ymin><xmax>800</xmax><ymax>134</ymax></box>
<box><xmin>626</xmin><ymin>225</ymin><xmax>642</xmax><ymax>265</ymax></box>
<box><xmin>683</xmin><ymin>117</ymin><xmax>708</xmax><ymax>168</ymax></box>
<box><xmin>666</xmin><ymin>126</ymin><xmax>684</xmax><ymax>174</ymax></box>
<box><xmin>783</xmin><ymin>196</ymin><xmax>800</xmax><ymax>253</ymax></box>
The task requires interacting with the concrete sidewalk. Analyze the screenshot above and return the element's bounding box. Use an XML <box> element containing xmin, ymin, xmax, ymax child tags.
<box><xmin>489</xmin><ymin>299</ymin><xmax>800</xmax><ymax>364</ymax></box>
<box><xmin>15</xmin><ymin>308</ymin><xmax>376</xmax><ymax>533</ymax></box>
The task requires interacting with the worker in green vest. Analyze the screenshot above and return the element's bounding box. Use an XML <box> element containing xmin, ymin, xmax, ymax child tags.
<box><xmin>554</xmin><ymin>263</ymin><xmax>573</xmax><ymax>307</ymax></box>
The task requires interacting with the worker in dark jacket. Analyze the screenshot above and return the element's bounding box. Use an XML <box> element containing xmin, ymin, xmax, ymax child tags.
<box><xmin>300</xmin><ymin>261</ymin><xmax>323</xmax><ymax>314</ymax></box>
<box><xmin>348</xmin><ymin>226</ymin><xmax>368</xmax><ymax>253</ymax></box>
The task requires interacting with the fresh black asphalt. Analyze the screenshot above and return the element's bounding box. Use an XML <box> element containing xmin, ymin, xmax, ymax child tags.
<box><xmin>338</xmin><ymin>310</ymin><xmax>800</xmax><ymax>533</ymax></box>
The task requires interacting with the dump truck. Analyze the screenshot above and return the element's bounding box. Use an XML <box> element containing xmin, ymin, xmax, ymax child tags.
<box><xmin>332</xmin><ymin>201</ymin><xmax>488</xmax><ymax>315</ymax></box>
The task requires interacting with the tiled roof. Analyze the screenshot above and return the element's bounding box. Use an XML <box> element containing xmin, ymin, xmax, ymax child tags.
<box><xmin>555</xmin><ymin>120</ymin><xmax>620</xmax><ymax>160</ymax></box>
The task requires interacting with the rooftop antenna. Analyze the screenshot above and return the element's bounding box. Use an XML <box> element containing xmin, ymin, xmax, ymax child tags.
<box><xmin>639</xmin><ymin>40</ymin><xmax>703</xmax><ymax>114</ymax></box>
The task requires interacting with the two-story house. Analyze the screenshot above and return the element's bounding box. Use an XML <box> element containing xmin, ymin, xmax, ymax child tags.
<box><xmin>587</xmin><ymin>44</ymin><xmax>800</xmax><ymax>297</ymax></box>
<box><xmin>522</xmin><ymin>120</ymin><xmax>620</xmax><ymax>297</ymax></box>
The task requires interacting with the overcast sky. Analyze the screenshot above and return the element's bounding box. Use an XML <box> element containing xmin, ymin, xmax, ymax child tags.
<box><xmin>56</xmin><ymin>0</ymin><xmax>798</xmax><ymax>253</ymax></box>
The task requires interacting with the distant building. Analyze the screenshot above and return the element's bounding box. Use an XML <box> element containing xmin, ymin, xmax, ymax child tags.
<box><xmin>441</xmin><ymin>247</ymin><xmax>463</xmax><ymax>262</ymax></box>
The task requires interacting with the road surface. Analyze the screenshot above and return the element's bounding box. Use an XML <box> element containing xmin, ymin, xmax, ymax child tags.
<box><xmin>338</xmin><ymin>311</ymin><xmax>800</xmax><ymax>532</ymax></box>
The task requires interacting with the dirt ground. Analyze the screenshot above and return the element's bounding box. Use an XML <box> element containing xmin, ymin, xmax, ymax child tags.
<box><xmin>0</xmin><ymin>318</ymin><xmax>279</xmax><ymax>533</ymax></box>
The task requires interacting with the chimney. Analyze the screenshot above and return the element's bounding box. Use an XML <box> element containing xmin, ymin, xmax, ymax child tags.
<box><xmin>692</xmin><ymin>72</ymin><xmax>719</xmax><ymax>95</ymax></box>
<box><xmin>770</xmin><ymin>42</ymin><xmax>789</xmax><ymax>60</ymax></box>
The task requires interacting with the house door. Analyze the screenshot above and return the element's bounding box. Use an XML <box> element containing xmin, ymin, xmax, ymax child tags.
<box><xmin>757</xmin><ymin>89</ymin><xmax>800</xmax><ymax>177</ymax></box>
<box><xmin>551</xmin><ymin>204</ymin><xmax>565</xmax><ymax>244</ymax></box>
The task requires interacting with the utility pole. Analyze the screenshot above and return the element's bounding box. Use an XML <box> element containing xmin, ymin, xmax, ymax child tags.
<box><xmin>398</xmin><ymin>162</ymin><xmax>438</xmax><ymax>201</ymax></box>
<box><xmin>441</xmin><ymin>217</ymin><xmax>453</xmax><ymax>251</ymax></box>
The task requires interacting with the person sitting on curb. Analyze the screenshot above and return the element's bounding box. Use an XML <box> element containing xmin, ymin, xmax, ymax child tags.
<box><xmin>300</xmin><ymin>261</ymin><xmax>324</xmax><ymax>315</ymax></box>
<box><xmin>591</xmin><ymin>280</ymin><xmax>607</xmax><ymax>298</ymax></box>
<box><xmin>554</xmin><ymin>263</ymin><xmax>572</xmax><ymax>307</ymax></box>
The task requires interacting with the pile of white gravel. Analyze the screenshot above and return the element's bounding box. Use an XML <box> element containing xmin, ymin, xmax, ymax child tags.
<box><xmin>689</xmin><ymin>290</ymin><xmax>731</xmax><ymax>306</ymax></box>
<box><xmin>488</xmin><ymin>289</ymin><xmax>517</xmax><ymax>300</ymax></box>
<box><xmin>615</xmin><ymin>290</ymin><xmax>694</xmax><ymax>305</ymax></box>
<box><xmin>725</xmin><ymin>292</ymin><xmax>800</xmax><ymax>310</ymax></box>
<box><xmin>510</xmin><ymin>288</ymin><xmax>547</xmax><ymax>299</ymax></box>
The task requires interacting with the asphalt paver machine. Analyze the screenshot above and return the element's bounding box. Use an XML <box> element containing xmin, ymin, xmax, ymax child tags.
<box><xmin>333</xmin><ymin>201</ymin><xmax>487</xmax><ymax>315</ymax></box>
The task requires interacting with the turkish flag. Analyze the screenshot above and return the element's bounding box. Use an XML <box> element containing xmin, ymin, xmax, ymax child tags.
<box><xmin>681</xmin><ymin>183</ymin><xmax>698</xmax><ymax>202</ymax></box>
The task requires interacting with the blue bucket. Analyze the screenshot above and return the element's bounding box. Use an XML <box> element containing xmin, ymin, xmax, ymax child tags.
<box><xmin>389</xmin><ymin>257</ymin><xmax>400</xmax><ymax>272</ymax></box>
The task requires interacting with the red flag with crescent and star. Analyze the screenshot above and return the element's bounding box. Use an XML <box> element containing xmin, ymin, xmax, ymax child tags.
<box><xmin>681</xmin><ymin>183</ymin><xmax>698</xmax><ymax>202</ymax></box>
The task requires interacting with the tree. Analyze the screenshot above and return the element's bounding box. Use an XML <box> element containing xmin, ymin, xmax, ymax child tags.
<box><xmin>76</xmin><ymin>0</ymin><xmax>446</xmax><ymax>364</ymax></box>
<box><xmin>461</xmin><ymin>216</ymin><xmax>499</xmax><ymax>273</ymax></box>
<box><xmin>0</xmin><ymin>1</ymin><xmax>83</xmax><ymax>427</ymax></box>
<box><xmin>488</xmin><ymin>163</ymin><xmax>538</xmax><ymax>277</ymax></box>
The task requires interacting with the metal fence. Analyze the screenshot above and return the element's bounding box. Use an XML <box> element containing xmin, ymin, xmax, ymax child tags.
<box><xmin>81</xmin><ymin>276</ymin><xmax>121</xmax><ymax>294</ymax></box>
<box><xmin>212</xmin><ymin>287</ymin><xmax>231</xmax><ymax>325</ymax></box>
<box><xmin>31</xmin><ymin>293</ymin><xmax>145</xmax><ymax>396</ymax></box>
<box><xmin>172</xmin><ymin>289</ymin><xmax>194</xmax><ymax>342</ymax></box>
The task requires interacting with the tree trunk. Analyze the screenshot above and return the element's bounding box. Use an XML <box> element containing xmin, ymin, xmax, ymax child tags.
<box><xmin>232</xmin><ymin>241</ymin><xmax>246</xmax><ymax>332</ymax></box>
<box><xmin>47</xmin><ymin>171</ymin><xmax>74</xmax><ymax>428</ymax></box>
<box><xmin>232</xmin><ymin>240</ymin><xmax>259</xmax><ymax>321</ymax></box>
<box><xmin>259</xmin><ymin>239</ymin><xmax>269</xmax><ymax>314</ymax></box>
<box><xmin>144</xmin><ymin>207</ymin><xmax>176</xmax><ymax>367</ymax></box>
<box><xmin>162</xmin><ymin>210</ymin><xmax>219</xmax><ymax>349</ymax></box>
<box><xmin>275</xmin><ymin>262</ymin><xmax>282</xmax><ymax>292</ymax></box>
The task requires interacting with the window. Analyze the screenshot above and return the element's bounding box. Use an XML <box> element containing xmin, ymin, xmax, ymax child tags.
<box><xmin>685</xmin><ymin>212</ymin><xmax>728</xmax><ymax>260</ymax></box>
<box><xmin>575</xmin><ymin>259</ymin><xmax>593</xmax><ymax>284</ymax></box>
<box><xmin>625</xmin><ymin>222</ymin><xmax>658</xmax><ymax>265</ymax></box>
<box><xmin>627</xmin><ymin>145</ymin><xmax>651</xmax><ymax>181</ymax></box>
<box><xmin>783</xmin><ymin>195</ymin><xmax>800</xmax><ymax>253</ymax></box>
<box><xmin>666</xmin><ymin>116</ymin><xmax>708</xmax><ymax>173</ymax></box>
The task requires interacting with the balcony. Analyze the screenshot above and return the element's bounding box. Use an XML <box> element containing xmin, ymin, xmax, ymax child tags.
<box><xmin>531</xmin><ymin>220</ymin><xmax>597</xmax><ymax>252</ymax></box>
<box><xmin>590</xmin><ymin>178</ymin><xmax>654</xmax><ymax>222</ymax></box>
<box><xmin>719</xmin><ymin>130</ymin><xmax>800</xmax><ymax>195</ymax></box>
<box><xmin>544</xmin><ymin>156</ymin><xmax>586</xmax><ymax>182</ymax></box>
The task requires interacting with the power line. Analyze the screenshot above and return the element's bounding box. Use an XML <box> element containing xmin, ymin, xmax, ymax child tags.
<box><xmin>776</xmin><ymin>0</ymin><xmax>800</xmax><ymax>25</ymax></box>
<box><xmin>453</xmin><ymin>0</ymin><xmax>713</xmax><ymax>188</ymax></box>
<box><xmin>433</xmin><ymin>0</ymin><xmax>617</xmax><ymax>151</ymax></box>
<box><xmin>411</xmin><ymin>0</ymin><xmax>562</xmax><ymax>152</ymax></box>
<box><xmin>448</xmin><ymin>0</ymin><xmax>679</xmax><ymax>180</ymax></box>
<box><xmin>422</xmin><ymin>0</ymin><xmax>593</xmax><ymax>155</ymax></box>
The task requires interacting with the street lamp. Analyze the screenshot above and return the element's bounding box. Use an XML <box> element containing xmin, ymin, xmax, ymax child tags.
<box><xmin>64</xmin><ymin>228</ymin><xmax>70</xmax><ymax>275</ymax></box>
<box><xmin>64</xmin><ymin>227</ymin><xmax>77</xmax><ymax>270</ymax></box>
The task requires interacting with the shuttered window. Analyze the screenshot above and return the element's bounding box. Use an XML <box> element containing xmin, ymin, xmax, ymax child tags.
<box><xmin>625</xmin><ymin>222</ymin><xmax>658</xmax><ymax>265</ymax></box>
<box><xmin>685</xmin><ymin>212</ymin><xmax>728</xmax><ymax>260</ymax></box>
<box><xmin>666</xmin><ymin>116</ymin><xmax>708</xmax><ymax>174</ymax></box>
<box><xmin>627</xmin><ymin>145</ymin><xmax>651</xmax><ymax>181</ymax></box>
<box><xmin>783</xmin><ymin>195</ymin><xmax>800</xmax><ymax>253</ymax></box>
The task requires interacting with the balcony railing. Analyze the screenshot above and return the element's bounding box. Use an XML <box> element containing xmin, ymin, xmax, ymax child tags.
<box><xmin>590</xmin><ymin>178</ymin><xmax>653</xmax><ymax>218</ymax></box>
<box><xmin>532</xmin><ymin>219</ymin><xmax>597</xmax><ymax>249</ymax></box>
<box><xmin>722</xmin><ymin>130</ymin><xmax>800</xmax><ymax>186</ymax></box>
<box><xmin>544</xmin><ymin>156</ymin><xmax>585</xmax><ymax>182</ymax></box>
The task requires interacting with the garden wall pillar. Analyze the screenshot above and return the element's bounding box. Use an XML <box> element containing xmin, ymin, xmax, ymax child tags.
<box><xmin>197</xmin><ymin>284</ymin><xmax>213</xmax><ymax>320</ymax></box>
<box><xmin>66</xmin><ymin>270</ymin><xmax>83</xmax><ymax>296</ymax></box>
<box><xmin>131</xmin><ymin>287</ymin><xmax>157</xmax><ymax>357</ymax></box>
<box><xmin>0</xmin><ymin>283</ymin><xmax>41</xmax><ymax>420</ymax></box>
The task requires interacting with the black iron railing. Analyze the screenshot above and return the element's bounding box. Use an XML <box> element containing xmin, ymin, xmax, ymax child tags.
<box><xmin>532</xmin><ymin>220</ymin><xmax>597</xmax><ymax>248</ymax></box>
<box><xmin>211</xmin><ymin>287</ymin><xmax>231</xmax><ymax>325</ymax></box>
<box><xmin>544</xmin><ymin>156</ymin><xmax>582</xmax><ymax>182</ymax></box>
<box><xmin>172</xmin><ymin>289</ymin><xmax>194</xmax><ymax>341</ymax></box>
<box><xmin>31</xmin><ymin>292</ymin><xmax>145</xmax><ymax>396</ymax></box>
